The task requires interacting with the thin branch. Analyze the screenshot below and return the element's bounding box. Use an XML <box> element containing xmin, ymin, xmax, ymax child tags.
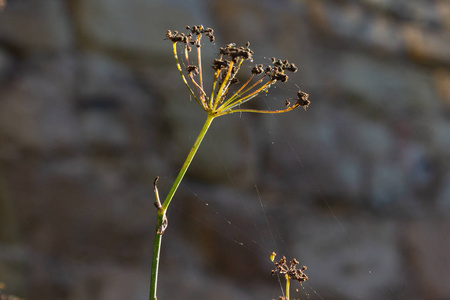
<box><xmin>172</xmin><ymin>42</ymin><xmax>203</xmax><ymax>108</ymax></box>
<box><xmin>217</xmin><ymin>102</ymin><xmax>301</xmax><ymax>116</ymax></box>
<box><xmin>213</xmin><ymin>60</ymin><xmax>235</xmax><ymax>110</ymax></box>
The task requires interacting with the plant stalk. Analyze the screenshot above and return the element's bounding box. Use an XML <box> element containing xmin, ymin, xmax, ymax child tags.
<box><xmin>149</xmin><ymin>211</ymin><xmax>164</xmax><ymax>300</ymax></box>
<box><xmin>149</xmin><ymin>113</ymin><xmax>215</xmax><ymax>300</ymax></box>
<box><xmin>285</xmin><ymin>274</ymin><xmax>290</xmax><ymax>300</ymax></box>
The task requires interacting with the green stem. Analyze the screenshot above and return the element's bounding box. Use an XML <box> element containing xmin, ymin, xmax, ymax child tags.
<box><xmin>149</xmin><ymin>113</ymin><xmax>216</xmax><ymax>300</ymax></box>
<box><xmin>285</xmin><ymin>274</ymin><xmax>290</xmax><ymax>300</ymax></box>
<box><xmin>149</xmin><ymin>212</ymin><xmax>164</xmax><ymax>300</ymax></box>
<box><xmin>161</xmin><ymin>113</ymin><xmax>215</xmax><ymax>210</ymax></box>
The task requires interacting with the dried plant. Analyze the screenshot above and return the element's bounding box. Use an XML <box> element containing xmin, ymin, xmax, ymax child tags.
<box><xmin>149</xmin><ymin>25</ymin><xmax>310</xmax><ymax>300</ymax></box>
<box><xmin>271</xmin><ymin>252</ymin><xmax>308</xmax><ymax>300</ymax></box>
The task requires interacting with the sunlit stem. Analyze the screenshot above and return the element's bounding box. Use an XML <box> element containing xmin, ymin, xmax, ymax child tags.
<box><xmin>221</xmin><ymin>82</ymin><xmax>234</xmax><ymax>102</ymax></box>
<box><xmin>210</xmin><ymin>69</ymin><xmax>221</xmax><ymax>109</ymax></box>
<box><xmin>220</xmin><ymin>93</ymin><xmax>260</xmax><ymax>112</ymax></box>
<box><xmin>217</xmin><ymin>59</ymin><xmax>244</xmax><ymax>105</ymax></box>
<box><xmin>183</xmin><ymin>42</ymin><xmax>207</xmax><ymax>108</ymax></box>
<box><xmin>217</xmin><ymin>103</ymin><xmax>300</xmax><ymax>117</ymax></box>
<box><xmin>172</xmin><ymin>42</ymin><xmax>202</xmax><ymax>108</ymax></box>
<box><xmin>285</xmin><ymin>274</ymin><xmax>290</xmax><ymax>300</ymax></box>
<box><xmin>196</xmin><ymin>39</ymin><xmax>204</xmax><ymax>92</ymax></box>
<box><xmin>235</xmin><ymin>75</ymin><xmax>269</xmax><ymax>99</ymax></box>
<box><xmin>149</xmin><ymin>113</ymin><xmax>216</xmax><ymax>300</ymax></box>
<box><xmin>161</xmin><ymin>113</ymin><xmax>215</xmax><ymax>211</ymax></box>
<box><xmin>232</xmin><ymin>79</ymin><xmax>274</xmax><ymax>104</ymax></box>
<box><xmin>234</xmin><ymin>58</ymin><xmax>244</xmax><ymax>73</ymax></box>
<box><xmin>189</xmin><ymin>74</ymin><xmax>208</xmax><ymax>108</ymax></box>
<box><xmin>230</xmin><ymin>74</ymin><xmax>255</xmax><ymax>100</ymax></box>
<box><xmin>149</xmin><ymin>210</ymin><xmax>164</xmax><ymax>300</ymax></box>
<box><xmin>219</xmin><ymin>80</ymin><xmax>275</xmax><ymax>112</ymax></box>
<box><xmin>214</xmin><ymin>60</ymin><xmax>235</xmax><ymax>110</ymax></box>
<box><xmin>184</xmin><ymin>44</ymin><xmax>190</xmax><ymax>66</ymax></box>
<box><xmin>220</xmin><ymin>59</ymin><xmax>245</xmax><ymax>101</ymax></box>
<box><xmin>210</xmin><ymin>54</ymin><xmax>224</xmax><ymax>109</ymax></box>
<box><xmin>220</xmin><ymin>75</ymin><xmax>268</xmax><ymax>109</ymax></box>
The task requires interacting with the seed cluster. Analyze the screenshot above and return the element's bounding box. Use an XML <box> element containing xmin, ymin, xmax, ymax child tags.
<box><xmin>271</xmin><ymin>255</ymin><xmax>309</xmax><ymax>284</ymax></box>
<box><xmin>166</xmin><ymin>25</ymin><xmax>310</xmax><ymax>116</ymax></box>
<box><xmin>219</xmin><ymin>43</ymin><xmax>254</xmax><ymax>62</ymax></box>
<box><xmin>187</xmin><ymin>25</ymin><xmax>215</xmax><ymax>42</ymax></box>
<box><xmin>166</xmin><ymin>25</ymin><xmax>215</xmax><ymax>48</ymax></box>
<box><xmin>297</xmin><ymin>90</ymin><xmax>310</xmax><ymax>109</ymax></box>
<box><xmin>272</xmin><ymin>58</ymin><xmax>298</xmax><ymax>73</ymax></box>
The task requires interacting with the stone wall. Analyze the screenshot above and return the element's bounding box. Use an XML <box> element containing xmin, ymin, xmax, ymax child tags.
<box><xmin>0</xmin><ymin>0</ymin><xmax>450</xmax><ymax>299</ymax></box>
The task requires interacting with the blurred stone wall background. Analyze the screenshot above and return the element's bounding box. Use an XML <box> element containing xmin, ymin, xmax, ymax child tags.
<box><xmin>0</xmin><ymin>0</ymin><xmax>450</xmax><ymax>299</ymax></box>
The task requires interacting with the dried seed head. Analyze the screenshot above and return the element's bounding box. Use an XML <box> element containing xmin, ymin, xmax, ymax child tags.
<box><xmin>297</xmin><ymin>90</ymin><xmax>310</xmax><ymax>109</ymax></box>
<box><xmin>191</xmin><ymin>25</ymin><xmax>204</xmax><ymax>35</ymax></box>
<box><xmin>285</xmin><ymin>63</ymin><xmax>298</xmax><ymax>72</ymax></box>
<box><xmin>166</xmin><ymin>25</ymin><xmax>310</xmax><ymax>116</ymax></box>
<box><xmin>219</xmin><ymin>44</ymin><xmax>254</xmax><ymax>62</ymax></box>
<box><xmin>270</xmin><ymin>67</ymin><xmax>289</xmax><ymax>82</ymax></box>
<box><xmin>251</xmin><ymin>64</ymin><xmax>264</xmax><ymax>75</ymax></box>
<box><xmin>271</xmin><ymin>255</ymin><xmax>309</xmax><ymax>284</ymax></box>
<box><xmin>167</xmin><ymin>25</ymin><xmax>215</xmax><ymax>45</ymax></box>
<box><xmin>272</xmin><ymin>58</ymin><xmax>298</xmax><ymax>73</ymax></box>
<box><xmin>212</xmin><ymin>59</ymin><xmax>230</xmax><ymax>71</ymax></box>
<box><xmin>187</xmin><ymin>65</ymin><xmax>199</xmax><ymax>76</ymax></box>
<box><xmin>186</xmin><ymin>25</ymin><xmax>215</xmax><ymax>42</ymax></box>
<box><xmin>204</xmin><ymin>28</ymin><xmax>215</xmax><ymax>42</ymax></box>
<box><xmin>166</xmin><ymin>30</ymin><xmax>189</xmax><ymax>43</ymax></box>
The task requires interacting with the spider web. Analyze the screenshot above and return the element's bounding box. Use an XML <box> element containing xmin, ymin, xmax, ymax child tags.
<box><xmin>163</xmin><ymin>51</ymin><xmax>400</xmax><ymax>300</ymax></box>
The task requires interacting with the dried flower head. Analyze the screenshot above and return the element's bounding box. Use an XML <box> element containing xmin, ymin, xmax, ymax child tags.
<box><xmin>271</xmin><ymin>254</ymin><xmax>309</xmax><ymax>284</ymax></box>
<box><xmin>166</xmin><ymin>25</ymin><xmax>310</xmax><ymax>117</ymax></box>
